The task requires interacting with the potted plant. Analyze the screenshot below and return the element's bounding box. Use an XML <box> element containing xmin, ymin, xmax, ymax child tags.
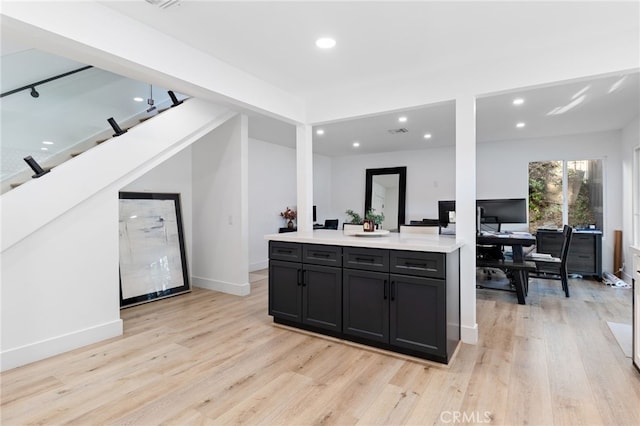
<box><xmin>280</xmin><ymin>207</ymin><xmax>297</xmax><ymax>229</ymax></box>
<box><xmin>345</xmin><ymin>209</ymin><xmax>363</xmax><ymax>224</ymax></box>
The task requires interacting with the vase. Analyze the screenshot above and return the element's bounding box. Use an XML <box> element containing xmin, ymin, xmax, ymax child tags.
<box><xmin>363</xmin><ymin>219</ymin><xmax>375</xmax><ymax>232</ymax></box>
<box><xmin>287</xmin><ymin>220</ymin><xmax>294</xmax><ymax>229</ymax></box>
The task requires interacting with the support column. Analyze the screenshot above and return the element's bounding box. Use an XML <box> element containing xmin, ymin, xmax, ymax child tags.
<box><xmin>296</xmin><ymin>124</ymin><xmax>313</xmax><ymax>234</ymax></box>
<box><xmin>456</xmin><ymin>94</ymin><xmax>478</xmax><ymax>344</ymax></box>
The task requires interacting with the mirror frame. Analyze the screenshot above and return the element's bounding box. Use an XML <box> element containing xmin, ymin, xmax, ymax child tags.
<box><xmin>364</xmin><ymin>166</ymin><xmax>407</xmax><ymax>229</ymax></box>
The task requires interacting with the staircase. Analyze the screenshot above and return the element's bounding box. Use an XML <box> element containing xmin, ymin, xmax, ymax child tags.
<box><xmin>4</xmin><ymin>104</ymin><xmax>176</xmax><ymax>194</ymax></box>
<box><xmin>1</xmin><ymin>97</ymin><xmax>236</xmax><ymax>253</ymax></box>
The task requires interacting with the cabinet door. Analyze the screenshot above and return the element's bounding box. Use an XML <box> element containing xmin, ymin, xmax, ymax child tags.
<box><xmin>269</xmin><ymin>260</ymin><xmax>302</xmax><ymax>323</ymax></box>
<box><xmin>389</xmin><ymin>274</ymin><xmax>445</xmax><ymax>356</ymax></box>
<box><xmin>342</xmin><ymin>269</ymin><xmax>389</xmax><ymax>343</ymax></box>
<box><xmin>567</xmin><ymin>233</ymin><xmax>599</xmax><ymax>275</ymax></box>
<box><xmin>302</xmin><ymin>264</ymin><xmax>342</xmax><ymax>332</ymax></box>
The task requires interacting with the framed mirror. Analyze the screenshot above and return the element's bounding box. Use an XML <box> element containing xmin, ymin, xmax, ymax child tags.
<box><xmin>364</xmin><ymin>166</ymin><xmax>406</xmax><ymax>231</ymax></box>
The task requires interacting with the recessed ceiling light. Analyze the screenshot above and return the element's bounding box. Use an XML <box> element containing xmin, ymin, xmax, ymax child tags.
<box><xmin>316</xmin><ymin>129</ymin><xmax>324</xmax><ymax>135</ymax></box>
<box><xmin>42</xmin><ymin>141</ymin><xmax>54</xmax><ymax>145</ymax></box>
<box><xmin>352</xmin><ymin>141</ymin><xmax>360</xmax><ymax>148</ymax></box>
<box><xmin>130</xmin><ymin>215</ymin><xmax>137</xmax><ymax>219</ymax></box>
<box><xmin>398</xmin><ymin>116</ymin><xmax>407</xmax><ymax>123</ymax></box>
<box><xmin>513</xmin><ymin>98</ymin><xmax>524</xmax><ymax>106</ymax></box>
<box><xmin>423</xmin><ymin>133</ymin><xmax>432</xmax><ymax>139</ymax></box>
<box><xmin>133</xmin><ymin>97</ymin><xmax>144</xmax><ymax>102</ymax></box>
<box><xmin>516</xmin><ymin>122</ymin><xmax>526</xmax><ymax>128</ymax></box>
<box><xmin>40</xmin><ymin>147</ymin><xmax>48</xmax><ymax>151</ymax></box>
<box><xmin>316</xmin><ymin>37</ymin><xmax>336</xmax><ymax>49</ymax></box>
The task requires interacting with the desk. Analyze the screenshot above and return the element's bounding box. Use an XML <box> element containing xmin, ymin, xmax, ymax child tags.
<box><xmin>476</xmin><ymin>232</ymin><xmax>536</xmax><ymax>304</ymax></box>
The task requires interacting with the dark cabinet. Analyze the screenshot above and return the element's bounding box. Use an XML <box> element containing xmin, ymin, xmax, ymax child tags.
<box><xmin>535</xmin><ymin>230</ymin><xmax>602</xmax><ymax>279</ymax></box>
<box><xmin>269</xmin><ymin>242</ymin><xmax>342</xmax><ymax>333</ymax></box>
<box><xmin>302</xmin><ymin>264</ymin><xmax>342</xmax><ymax>332</ymax></box>
<box><xmin>390</xmin><ymin>274</ymin><xmax>445</xmax><ymax>354</ymax></box>
<box><xmin>269</xmin><ymin>259</ymin><xmax>302</xmax><ymax>322</ymax></box>
<box><xmin>342</xmin><ymin>247</ymin><xmax>452</xmax><ymax>359</ymax></box>
<box><xmin>342</xmin><ymin>269</ymin><xmax>389</xmax><ymax>343</ymax></box>
<box><xmin>269</xmin><ymin>241</ymin><xmax>460</xmax><ymax>364</ymax></box>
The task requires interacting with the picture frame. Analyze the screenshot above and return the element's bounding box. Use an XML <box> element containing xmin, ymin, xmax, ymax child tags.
<box><xmin>118</xmin><ymin>192</ymin><xmax>190</xmax><ymax>308</ymax></box>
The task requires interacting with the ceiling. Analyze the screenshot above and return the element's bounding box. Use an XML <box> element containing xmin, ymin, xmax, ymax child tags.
<box><xmin>5</xmin><ymin>2</ymin><xmax>639</xmax><ymax>156</ymax></box>
<box><xmin>246</xmin><ymin>71</ymin><xmax>639</xmax><ymax>156</ymax></box>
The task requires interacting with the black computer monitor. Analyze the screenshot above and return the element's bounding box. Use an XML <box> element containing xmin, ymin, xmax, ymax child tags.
<box><xmin>438</xmin><ymin>200</ymin><xmax>456</xmax><ymax>227</ymax></box>
<box><xmin>438</xmin><ymin>198</ymin><xmax>526</xmax><ymax>228</ymax></box>
<box><xmin>476</xmin><ymin>198</ymin><xmax>527</xmax><ymax>224</ymax></box>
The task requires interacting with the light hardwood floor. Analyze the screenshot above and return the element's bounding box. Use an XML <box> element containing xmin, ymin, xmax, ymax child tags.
<box><xmin>2</xmin><ymin>270</ymin><xmax>639</xmax><ymax>425</ymax></box>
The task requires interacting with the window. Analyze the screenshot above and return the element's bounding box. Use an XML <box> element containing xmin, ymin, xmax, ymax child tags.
<box><xmin>528</xmin><ymin>159</ymin><xmax>603</xmax><ymax>233</ymax></box>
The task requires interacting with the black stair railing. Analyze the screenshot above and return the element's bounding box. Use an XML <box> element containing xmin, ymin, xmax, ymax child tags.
<box><xmin>0</xmin><ymin>66</ymin><xmax>93</xmax><ymax>98</ymax></box>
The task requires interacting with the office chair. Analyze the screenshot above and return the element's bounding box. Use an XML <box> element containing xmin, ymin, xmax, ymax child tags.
<box><xmin>527</xmin><ymin>224</ymin><xmax>573</xmax><ymax>297</ymax></box>
<box><xmin>324</xmin><ymin>219</ymin><xmax>339</xmax><ymax>230</ymax></box>
<box><xmin>476</xmin><ymin>243</ymin><xmax>504</xmax><ymax>281</ymax></box>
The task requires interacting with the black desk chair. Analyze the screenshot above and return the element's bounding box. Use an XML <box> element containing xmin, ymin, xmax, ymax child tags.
<box><xmin>527</xmin><ymin>224</ymin><xmax>573</xmax><ymax>297</ymax></box>
<box><xmin>324</xmin><ymin>219</ymin><xmax>339</xmax><ymax>230</ymax></box>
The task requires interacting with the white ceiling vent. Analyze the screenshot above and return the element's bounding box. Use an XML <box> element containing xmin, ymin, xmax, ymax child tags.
<box><xmin>388</xmin><ymin>128</ymin><xmax>409</xmax><ymax>134</ymax></box>
<box><xmin>145</xmin><ymin>0</ymin><xmax>181</xmax><ymax>9</ymax></box>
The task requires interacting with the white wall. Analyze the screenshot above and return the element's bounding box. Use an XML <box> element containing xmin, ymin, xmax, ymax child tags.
<box><xmin>330</xmin><ymin>147</ymin><xmax>456</xmax><ymax>225</ymax></box>
<box><xmin>191</xmin><ymin>115</ymin><xmax>249</xmax><ymax>295</ymax></box>
<box><xmin>622</xmin><ymin>117</ymin><xmax>640</xmax><ymax>283</ymax></box>
<box><xmin>121</xmin><ymin>147</ymin><xmax>193</xmax><ymax>274</ymax></box>
<box><xmin>1</xmin><ymin>190</ymin><xmax>122</xmax><ymax>370</ymax></box>
<box><xmin>247</xmin><ymin>138</ymin><xmax>332</xmax><ymax>271</ymax></box>
<box><xmin>248</xmin><ymin>138</ymin><xmax>296</xmax><ymax>271</ymax></box>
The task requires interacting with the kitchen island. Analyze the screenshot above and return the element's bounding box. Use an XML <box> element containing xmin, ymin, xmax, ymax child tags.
<box><xmin>265</xmin><ymin>229</ymin><xmax>462</xmax><ymax>364</ymax></box>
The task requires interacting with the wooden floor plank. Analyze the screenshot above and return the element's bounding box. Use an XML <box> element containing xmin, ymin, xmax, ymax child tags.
<box><xmin>1</xmin><ymin>275</ymin><xmax>638</xmax><ymax>425</ymax></box>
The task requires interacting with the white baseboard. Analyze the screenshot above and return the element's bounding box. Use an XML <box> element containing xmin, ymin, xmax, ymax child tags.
<box><xmin>461</xmin><ymin>323</ymin><xmax>478</xmax><ymax>344</ymax></box>
<box><xmin>250</xmin><ymin>260</ymin><xmax>268</xmax><ymax>272</ymax></box>
<box><xmin>192</xmin><ymin>276</ymin><xmax>250</xmax><ymax>296</ymax></box>
<box><xmin>0</xmin><ymin>319</ymin><xmax>123</xmax><ymax>372</ymax></box>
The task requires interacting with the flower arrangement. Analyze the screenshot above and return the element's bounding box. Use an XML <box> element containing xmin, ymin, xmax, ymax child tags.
<box><xmin>280</xmin><ymin>207</ymin><xmax>297</xmax><ymax>221</ymax></box>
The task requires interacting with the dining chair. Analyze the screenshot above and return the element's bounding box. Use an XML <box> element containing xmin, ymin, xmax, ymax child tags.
<box><xmin>323</xmin><ymin>219</ymin><xmax>339</xmax><ymax>230</ymax></box>
<box><xmin>399</xmin><ymin>224</ymin><xmax>440</xmax><ymax>235</ymax></box>
<box><xmin>527</xmin><ymin>224</ymin><xmax>574</xmax><ymax>297</ymax></box>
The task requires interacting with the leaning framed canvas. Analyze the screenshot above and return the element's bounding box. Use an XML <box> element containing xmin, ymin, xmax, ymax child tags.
<box><xmin>118</xmin><ymin>192</ymin><xmax>190</xmax><ymax>308</ymax></box>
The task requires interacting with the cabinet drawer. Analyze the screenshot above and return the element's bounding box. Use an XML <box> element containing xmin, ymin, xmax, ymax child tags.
<box><xmin>269</xmin><ymin>241</ymin><xmax>302</xmax><ymax>262</ymax></box>
<box><xmin>303</xmin><ymin>244</ymin><xmax>342</xmax><ymax>267</ymax></box>
<box><xmin>343</xmin><ymin>247</ymin><xmax>389</xmax><ymax>273</ymax></box>
<box><xmin>569</xmin><ymin>234</ymin><xmax>596</xmax><ymax>255</ymax></box>
<box><xmin>568</xmin><ymin>255</ymin><xmax>596</xmax><ymax>274</ymax></box>
<box><xmin>390</xmin><ymin>251</ymin><xmax>445</xmax><ymax>279</ymax></box>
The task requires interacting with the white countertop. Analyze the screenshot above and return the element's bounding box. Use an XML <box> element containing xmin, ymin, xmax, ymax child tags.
<box><xmin>265</xmin><ymin>229</ymin><xmax>463</xmax><ymax>253</ymax></box>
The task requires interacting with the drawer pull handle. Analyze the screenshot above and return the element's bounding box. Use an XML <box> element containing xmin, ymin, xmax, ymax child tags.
<box><xmin>313</xmin><ymin>252</ymin><xmax>330</xmax><ymax>258</ymax></box>
<box><xmin>383</xmin><ymin>280</ymin><xmax>388</xmax><ymax>300</ymax></box>
<box><xmin>391</xmin><ymin>281</ymin><xmax>396</xmax><ymax>301</ymax></box>
<box><xmin>405</xmin><ymin>262</ymin><xmax>427</xmax><ymax>268</ymax></box>
<box><xmin>297</xmin><ymin>269</ymin><xmax>302</xmax><ymax>286</ymax></box>
<box><xmin>278</xmin><ymin>249</ymin><xmax>293</xmax><ymax>254</ymax></box>
<box><xmin>302</xmin><ymin>270</ymin><xmax>307</xmax><ymax>286</ymax></box>
<box><xmin>355</xmin><ymin>257</ymin><xmax>375</xmax><ymax>263</ymax></box>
